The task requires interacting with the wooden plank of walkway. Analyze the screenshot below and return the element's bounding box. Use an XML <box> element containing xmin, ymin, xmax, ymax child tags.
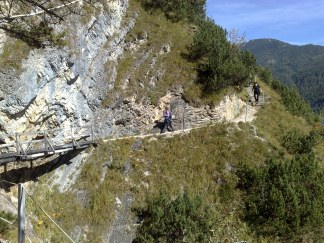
<box><xmin>0</xmin><ymin>124</ymin><xmax>99</xmax><ymax>165</ymax></box>
<box><xmin>0</xmin><ymin>141</ymin><xmax>95</xmax><ymax>165</ymax></box>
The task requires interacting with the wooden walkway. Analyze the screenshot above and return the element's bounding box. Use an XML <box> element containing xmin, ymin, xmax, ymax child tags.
<box><xmin>0</xmin><ymin>124</ymin><xmax>99</xmax><ymax>165</ymax></box>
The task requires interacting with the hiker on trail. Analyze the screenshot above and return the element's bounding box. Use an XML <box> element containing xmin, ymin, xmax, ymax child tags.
<box><xmin>252</xmin><ymin>81</ymin><xmax>261</xmax><ymax>104</ymax></box>
<box><xmin>161</xmin><ymin>107</ymin><xmax>174</xmax><ymax>133</ymax></box>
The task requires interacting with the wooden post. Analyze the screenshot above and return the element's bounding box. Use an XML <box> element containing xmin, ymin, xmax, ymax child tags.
<box><xmin>15</xmin><ymin>133</ymin><xmax>20</xmax><ymax>154</ymax></box>
<box><xmin>71</xmin><ymin>125</ymin><xmax>74</xmax><ymax>148</ymax></box>
<box><xmin>182</xmin><ymin>105</ymin><xmax>185</xmax><ymax>132</ymax></box>
<box><xmin>245</xmin><ymin>103</ymin><xmax>248</xmax><ymax>122</ymax></box>
<box><xmin>91</xmin><ymin>125</ymin><xmax>94</xmax><ymax>143</ymax></box>
<box><xmin>44</xmin><ymin>131</ymin><xmax>55</xmax><ymax>153</ymax></box>
<box><xmin>44</xmin><ymin>131</ymin><xmax>48</xmax><ymax>152</ymax></box>
<box><xmin>18</xmin><ymin>183</ymin><xmax>26</xmax><ymax>243</ymax></box>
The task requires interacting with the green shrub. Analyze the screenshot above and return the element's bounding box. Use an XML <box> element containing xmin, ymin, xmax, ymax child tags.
<box><xmin>0</xmin><ymin>39</ymin><xmax>30</xmax><ymax>71</ymax></box>
<box><xmin>238</xmin><ymin>154</ymin><xmax>324</xmax><ymax>240</ymax></box>
<box><xmin>258</xmin><ymin>67</ymin><xmax>319</xmax><ymax>123</ymax></box>
<box><xmin>133</xmin><ymin>191</ymin><xmax>214</xmax><ymax>242</ymax></box>
<box><xmin>281</xmin><ymin>129</ymin><xmax>319</xmax><ymax>154</ymax></box>
<box><xmin>140</xmin><ymin>0</ymin><xmax>206</xmax><ymax>23</ymax></box>
<box><xmin>281</xmin><ymin>86</ymin><xmax>317</xmax><ymax>121</ymax></box>
<box><xmin>313</xmin><ymin>124</ymin><xmax>324</xmax><ymax>138</ymax></box>
<box><xmin>189</xmin><ymin>18</ymin><xmax>256</xmax><ymax>93</ymax></box>
<box><xmin>49</xmin><ymin>31</ymin><xmax>68</xmax><ymax>47</ymax></box>
<box><xmin>0</xmin><ymin>211</ymin><xmax>16</xmax><ymax>238</ymax></box>
<box><xmin>3</xmin><ymin>20</ymin><xmax>68</xmax><ymax>48</ymax></box>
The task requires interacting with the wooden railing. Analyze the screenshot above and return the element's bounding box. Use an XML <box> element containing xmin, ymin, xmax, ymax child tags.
<box><xmin>0</xmin><ymin>123</ymin><xmax>99</xmax><ymax>165</ymax></box>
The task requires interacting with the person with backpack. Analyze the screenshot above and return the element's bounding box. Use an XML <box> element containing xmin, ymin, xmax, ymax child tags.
<box><xmin>161</xmin><ymin>107</ymin><xmax>174</xmax><ymax>133</ymax></box>
<box><xmin>252</xmin><ymin>81</ymin><xmax>261</xmax><ymax>104</ymax></box>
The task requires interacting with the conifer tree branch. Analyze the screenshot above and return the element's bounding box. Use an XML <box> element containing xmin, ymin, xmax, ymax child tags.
<box><xmin>0</xmin><ymin>0</ymin><xmax>81</xmax><ymax>21</ymax></box>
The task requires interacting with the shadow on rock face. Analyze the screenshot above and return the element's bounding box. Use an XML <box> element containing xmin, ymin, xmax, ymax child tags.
<box><xmin>0</xmin><ymin>150</ymin><xmax>83</xmax><ymax>192</ymax></box>
<box><xmin>151</xmin><ymin>120</ymin><xmax>164</xmax><ymax>134</ymax></box>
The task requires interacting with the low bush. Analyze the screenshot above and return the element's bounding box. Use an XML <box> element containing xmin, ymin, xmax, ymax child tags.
<box><xmin>0</xmin><ymin>211</ymin><xmax>16</xmax><ymax>238</ymax></box>
<box><xmin>281</xmin><ymin>129</ymin><xmax>319</xmax><ymax>154</ymax></box>
<box><xmin>238</xmin><ymin>154</ymin><xmax>324</xmax><ymax>240</ymax></box>
<box><xmin>258</xmin><ymin>67</ymin><xmax>319</xmax><ymax>123</ymax></box>
<box><xmin>139</xmin><ymin>0</ymin><xmax>206</xmax><ymax>23</ymax></box>
<box><xmin>133</xmin><ymin>191</ymin><xmax>214</xmax><ymax>242</ymax></box>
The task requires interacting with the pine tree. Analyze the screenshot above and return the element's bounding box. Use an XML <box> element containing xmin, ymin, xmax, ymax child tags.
<box><xmin>238</xmin><ymin>154</ymin><xmax>324</xmax><ymax>240</ymax></box>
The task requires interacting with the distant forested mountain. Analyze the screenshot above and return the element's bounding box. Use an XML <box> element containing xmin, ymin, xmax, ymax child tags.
<box><xmin>242</xmin><ymin>38</ymin><xmax>324</xmax><ymax>111</ymax></box>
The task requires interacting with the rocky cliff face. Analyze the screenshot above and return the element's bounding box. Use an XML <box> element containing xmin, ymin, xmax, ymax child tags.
<box><xmin>0</xmin><ymin>0</ymin><xmax>130</xmax><ymax>139</ymax></box>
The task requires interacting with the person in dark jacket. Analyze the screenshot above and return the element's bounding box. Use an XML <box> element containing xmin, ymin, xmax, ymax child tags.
<box><xmin>161</xmin><ymin>107</ymin><xmax>174</xmax><ymax>133</ymax></box>
<box><xmin>252</xmin><ymin>81</ymin><xmax>261</xmax><ymax>104</ymax></box>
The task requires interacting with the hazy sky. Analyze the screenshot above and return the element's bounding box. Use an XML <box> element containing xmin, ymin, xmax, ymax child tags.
<box><xmin>206</xmin><ymin>0</ymin><xmax>324</xmax><ymax>46</ymax></box>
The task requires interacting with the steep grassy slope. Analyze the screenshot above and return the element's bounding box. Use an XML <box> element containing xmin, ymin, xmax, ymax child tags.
<box><xmin>242</xmin><ymin>38</ymin><xmax>324</xmax><ymax>111</ymax></box>
<box><xmin>11</xmin><ymin>82</ymin><xmax>322</xmax><ymax>242</ymax></box>
<box><xmin>103</xmin><ymin>0</ymin><xmax>197</xmax><ymax>107</ymax></box>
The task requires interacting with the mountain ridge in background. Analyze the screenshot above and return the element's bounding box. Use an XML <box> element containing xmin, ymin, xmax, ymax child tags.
<box><xmin>242</xmin><ymin>38</ymin><xmax>324</xmax><ymax>111</ymax></box>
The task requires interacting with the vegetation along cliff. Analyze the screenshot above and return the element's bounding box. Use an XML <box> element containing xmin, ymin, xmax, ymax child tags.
<box><xmin>0</xmin><ymin>0</ymin><xmax>323</xmax><ymax>242</ymax></box>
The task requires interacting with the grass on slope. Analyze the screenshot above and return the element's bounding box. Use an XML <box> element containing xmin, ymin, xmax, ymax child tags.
<box><xmin>20</xmin><ymin>82</ymin><xmax>324</xmax><ymax>242</ymax></box>
<box><xmin>0</xmin><ymin>38</ymin><xmax>30</xmax><ymax>72</ymax></box>
<box><xmin>24</xmin><ymin>122</ymin><xmax>270</xmax><ymax>242</ymax></box>
<box><xmin>103</xmin><ymin>0</ymin><xmax>197</xmax><ymax>106</ymax></box>
<box><xmin>254</xmin><ymin>80</ymin><xmax>311</xmax><ymax>155</ymax></box>
<box><xmin>102</xmin><ymin>0</ymin><xmax>235</xmax><ymax>108</ymax></box>
<box><xmin>253</xmin><ymin>79</ymin><xmax>324</xmax><ymax>170</ymax></box>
